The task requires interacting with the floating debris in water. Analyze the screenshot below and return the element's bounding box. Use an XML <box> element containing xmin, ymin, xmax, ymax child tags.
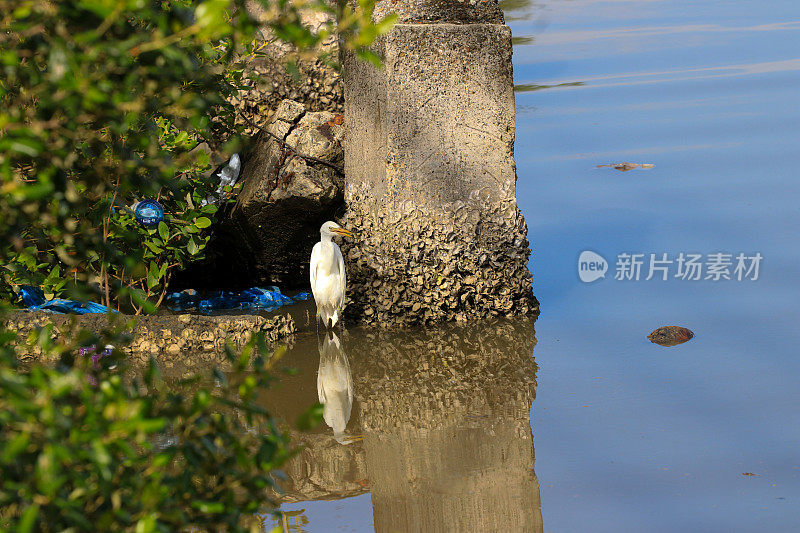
<box><xmin>648</xmin><ymin>326</ymin><xmax>694</xmax><ymax>346</ymax></box>
<box><xmin>597</xmin><ymin>162</ymin><xmax>655</xmax><ymax>171</ymax></box>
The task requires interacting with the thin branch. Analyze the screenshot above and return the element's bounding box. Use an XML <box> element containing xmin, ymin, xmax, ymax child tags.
<box><xmin>95</xmin><ymin>5</ymin><xmax>123</xmax><ymax>38</ymax></box>
<box><xmin>130</xmin><ymin>23</ymin><xmax>201</xmax><ymax>56</ymax></box>
<box><xmin>238</xmin><ymin>112</ymin><xmax>344</xmax><ymax>174</ymax></box>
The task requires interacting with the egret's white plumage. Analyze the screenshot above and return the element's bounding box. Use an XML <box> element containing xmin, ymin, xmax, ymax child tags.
<box><xmin>317</xmin><ymin>331</ymin><xmax>355</xmax><ymax>444</ymax></box>
<box><xmin>310</xmin><ymin>221</ymin><xmax>352</xmax><ymax>329</ymax></box>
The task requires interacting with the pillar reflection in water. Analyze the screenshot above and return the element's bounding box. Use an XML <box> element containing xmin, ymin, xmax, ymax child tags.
<box><xmin>350</xmin><ymin>317</ymin><xmax>542</xmax><ymax>533</ymax></box>
<box><xmin>273</xmin><ymin>316</ymin><xmax>542</xmax><ymax>531</ymax></box>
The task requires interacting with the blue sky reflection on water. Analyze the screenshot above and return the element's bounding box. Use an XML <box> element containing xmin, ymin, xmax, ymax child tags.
<box><xmin>514</xmin><ymin>0</ymin><xmax>800</xmax><ymax>530</ymax></box>
<box><xmin>273</xmin><ymin>0</ymin><xmax>800</xmax><ymax>530</ymax></box>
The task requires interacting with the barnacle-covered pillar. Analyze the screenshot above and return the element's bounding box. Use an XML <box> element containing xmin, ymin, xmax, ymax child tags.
<box><xmin>342</xmin><ymin>0</ymin><xmax>537</xmax><ymax>325</ymax></box>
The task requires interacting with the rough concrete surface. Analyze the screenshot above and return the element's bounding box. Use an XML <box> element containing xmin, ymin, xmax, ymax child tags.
<box><xmin>371</xmin><ymin>0</ymin><xmax>504</xmax><ymax>24</ymax></box>
<box><xmin>342</xmin><ymin>24</ymin><xmax>537</xmax><ymax>326</ymax></box>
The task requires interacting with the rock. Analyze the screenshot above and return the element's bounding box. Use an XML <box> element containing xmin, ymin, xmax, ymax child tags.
<box><xmin>274</xmin><ymin>99</ymin><xmax>306</xmax><ymax>123</ymax></box>
<box><xmin>223</xmin><ymin>6</ymin><xmax>343</xmax><ymax>139</ymax></box>
<box><xmin>173</xmin><ymin>100</ymin><xmax>345</xmax><ymax>290</ymax></box>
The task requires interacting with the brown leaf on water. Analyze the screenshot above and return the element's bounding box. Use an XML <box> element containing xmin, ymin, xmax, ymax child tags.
<box><xmin>648</xmin><ymin>326</ymin><xmax>694</xmax><ymax>347</ymax></box>
<box><xmin>597</xmin><ymin>162</ymin><xmax>655</xmax><ymax>171</ymax></box>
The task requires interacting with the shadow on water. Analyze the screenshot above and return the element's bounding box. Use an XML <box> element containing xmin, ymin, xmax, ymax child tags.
<box><xmin>514</xmin><ymin>81</ymin><xmax>585</xmax><ymax>92</ymax></box>
<box><xmin>261</xmin><ymin>316</ymin><xmax>543</xmax><ymax>531</ymax></box>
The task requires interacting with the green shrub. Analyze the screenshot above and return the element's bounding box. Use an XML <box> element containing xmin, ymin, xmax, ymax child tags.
<box><xmin>0</xmin><ymin>0</ymin><xmax>392</xmax><ymax>528</ymax></box>
<box><xmin>0</xmin><ymin>0</ymin><xmax>394</xmax><ymax>311</ymax></box>
<box><xmin>0</xmin><ymin>324</ymin><xmax>318</xmax><ymax>532</ymax></box>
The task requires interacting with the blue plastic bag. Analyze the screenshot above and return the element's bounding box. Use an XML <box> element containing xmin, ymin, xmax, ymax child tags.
<box><xmin>20</xmin><ymin>286</ymin><xmax>114</xmax><ymax>314</ymax></box>
<box><xmin>166</xmin><ymin>286</ymin><xmax>309</xmax><ymax>314</ymax></box>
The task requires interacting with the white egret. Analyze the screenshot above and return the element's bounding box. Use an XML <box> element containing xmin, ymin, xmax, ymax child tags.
<box><xmin>310</xmin><ymin>221</ymin><xmax>353</xmax><ymax>330</ymax></box>
<box><xmin>317</xmin><ymin>331</ymin><xmax>358</xmax><ymax>445</ymax></box>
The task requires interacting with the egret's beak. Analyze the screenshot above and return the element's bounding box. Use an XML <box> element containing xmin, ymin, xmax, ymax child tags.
<box><xmin>331</xmin><ymin>227</ymin><xmax>353</xmax><ymax>238</ymax></box>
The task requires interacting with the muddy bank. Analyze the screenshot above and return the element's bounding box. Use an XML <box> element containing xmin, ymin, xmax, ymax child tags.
<box><xmin>3</xmin><ymin>311</ymin><xmax>295</xmax><ymax>364</ymax></box>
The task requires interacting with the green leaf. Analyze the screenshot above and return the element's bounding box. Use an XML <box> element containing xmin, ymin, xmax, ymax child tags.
<box><xmin>145</xmin><ymin>241</ymin><xmax>164</xmax><ymax>254</ymax></box>
<box><xmin>158</xmin><ymin>221</ymin><xmax>169</xmax><ymax>242</ymax></box>
<box><xmin>194</xmin><ymin>217</ymin><xmax>211</xmax><ymax>229</ymax></box>
<box><xmin>355</xmin><ymin>48</ymin><xmax>382</xmax><ymax>67</ymax></box>
<box><xmin>146</xmin><ymin>261</ymin><xmax>160</xmax><ymax>289</ymax></box>
<box><xmin>192</xmin><ymin>501</ymin><xmax>225</xmax><ymax>513</ymax></box>
<box><xmin>173</xmin><ymin>131</ymin><xmax>189</xmax><ymax>147</ymax></box>
<box><xmin>1</xmin><ymin>51</ymin><xmax>19</xmax><ymax>66</ymax></box>
<box><xmin>17</xmin><ymin>503</ymin><xmax>40</xmax><ymax>533</ymax></box>
<box><xmin>0</xmin><ymin>432</ymin><xmax>30</xmax><ymax>462</ymax></box>
<box><xmin>77</xmin><ymin>0</ymin><xmax>116</xmax><ymax>17</ymax></box>
<box><xmin>195</xmin><ymin>0</ymin><xmax>232</xmax><ymax>39</ymax></box>
<box><xmin>135</xmin><ymin>514</ymin><xmax>157</xmax><ymax>533</ymax></box>
<box><xmin>376</xmin><ymin>13</ymin><xmax>398</xmax><ymax>33</ymax></box>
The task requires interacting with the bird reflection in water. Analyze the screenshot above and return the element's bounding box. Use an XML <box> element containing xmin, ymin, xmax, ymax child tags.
<box><xmin>317</xmin><ymin>331</ymin><xmax>361</xmax><ymax>445</ymax></box>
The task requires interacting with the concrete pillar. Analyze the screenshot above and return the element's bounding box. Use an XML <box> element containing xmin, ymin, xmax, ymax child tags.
<box><xmin>342</xmin><ymin>0</ymin><xmax>537</xmax><ymax>325</ymax></box>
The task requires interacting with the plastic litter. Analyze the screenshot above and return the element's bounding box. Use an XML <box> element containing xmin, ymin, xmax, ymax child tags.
<box><xmin>133</xmin><ymin>199</ymin><xmax>165</xmax><ymax>226</ymax></box>
<box><xmin>20</xmin><ymin>285</ymin><xmax>115</xmax><ymax>314</ymax></box>
<box><xmin>166</xmin><ymin>286</ymin><xmax>312</xmax><ymax>314</ymax></box>
<box><xmin>78</xmin><ymin>344</ymin><xmax>115</xmax><ymax>363</ymax></box>
<box><xmin>77</xmin><ymin>344</ymin><xmax>117</xmax><ymax>386</ymax></box>
<box><xmin>201</xmin><ymin>153</ymin><xmax>241</xmax><ymax>207</ymax></box>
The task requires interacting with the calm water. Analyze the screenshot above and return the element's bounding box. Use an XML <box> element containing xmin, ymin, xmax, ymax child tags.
<box><xmin>265</xmin><ymin>0</ymin><xmax>800</xmax><ymax>530</ymax></box>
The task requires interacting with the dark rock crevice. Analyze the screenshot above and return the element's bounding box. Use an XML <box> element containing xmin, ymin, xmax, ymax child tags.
<box><xmin>173</xmin><ymin>100</ymin><xmax>345</xmax><ymax>291</ymax></box>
